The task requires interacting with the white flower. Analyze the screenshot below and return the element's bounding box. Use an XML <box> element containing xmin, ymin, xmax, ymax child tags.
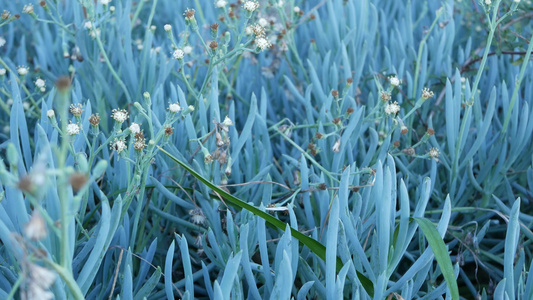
<box><xmin>23</xmin><ymin>4</ymin><xmax>34</xmax><ymax>14</ymax></box>
<box><xmin>222</xmin><ymin>115</ymin><xmax>233</xmax><ymax>127</ymax></box>
<box><xmin>243</xmin><ymin>0</ymin><xmax>259</xmax><ymax>12</ymax></box>
<box><xmin>17</xmin><ymin>66</ymin><xmax>29</xmax><ymax>76</ymax></box>
<box><xmin>277</xmin><ymin>0</ymin><xmax>284</xmax><ymax>7</ymax></box>
<box><xmin>0</xmin><ymin>37</ymin><xmax>5</xmax><ymax>47</ymax></box>
<box><xmin>429</xmin><ymin>147</ymin><xmax>440</xmax><ymax>158</ymax></box>
<box><xmin>252</xmin><ymin>24</ymin><xmax>265</xmax><ymax>36</ymax></box>
<box><xmin>84</xmin><ymin>21</ymin><xmax>92</xmax><ymax>29</ymax></box>
<box><xmin>385</xmin><ymin>101</ymin><xmax>400</xmax><ymax>115</ymax></box>
<box><xmin>164</xmin><ymin>24</ymin><xmax>172</xmax><ymax>32</ymax></box>
<box><xmin>485</xmin><ymin>0</ymin><xmax>491</xmax><ymax>5</ymax></box>
<box><xmin>35</xmin><ymin>78</ymin><xmax>46</xmax><ymax>88</ymax></box>
<box><xmin>245</xmin><ymin>25</ymin><xmax>254</xmax><ymax>35</ymax></box>
<box><xmin>23</xmin><ymin>101</ymin><xmax>30</xmax><ymax>110</ymax></box>
<box><xmin>168</xmin><ymin>103</ymin><xmax>181</xmax><ymax>113</ymax></box>
<box><xmin>25</xmin><ymin>211</ymin><xmax>47</xmax><ymax>241</ymax></box>
<box><xmin>40</xmin><ymin>87</ymin><xmax>46</xmax><ymax>93</ymax></box>
<box><xmin>189</xmin><ymin>208</ymin><xmax>206</xmax><ymax>225</ymax></box>
<box><xmin>332</xmin><ymin>139</ymin><xmax>341</xmax><ymax>153</ymax></box>
<box><xmin>293</xmin><ymin>6</ymin><xmax>301</xmax><ymax>13</ymax></box>
<box><xmin>6</xmin><ymin>98</ymin><xmax>13</xmax><ymax>106</ymax></box>
<box><xmin>258</xmin><ymin>18</ymin><xmax>268</xmax><ymax>27</ymax></box>
<box><xmin>215</xmin><ymin>0</ymin><xmax>227</xmax><ymax>7</ymax></box>
<box><xmin>111</xmin><ymin>109</ymin><xmax>128</xmax><ymax>123</ymax></box>
<box><xmin>29</xmin><ymin>263</ymin><xmax>56</xmax><ymax>289</ymax></box>
<box><xmin>100</xmin><ymin>0</ymin><xmax>111</xmax><ymax>5</ymax></box>
<box><xmin>66</xmin><ymin>123</ymin><xmax>80</xmax><ymax>135</ymax></box>
<box><xmin>422</xmin><ymin>87</ymin><xmax>434</xmax><ymax>99</ymax></box>
<box><xmin>513</xmin><ymin>0</ymin><xmax>520</xmax><ymax>2</ymax></box>
<box><xmin>0</xmin><ymin>68</ymin><xmax>6</xmax><ymax>76</ymax></box>
<box><xmin>255</xmin><ymin>37</ymin><xmax>271</xmax><ymax>51</ymax></box>
<box><xmin>129</xmin><ymin>122</ymin><xmax>141</xmax><ymax>134</ymax></box>
<box><xmin>47</xmin><ymin>110</ymin><xmax>55</xmax><ymax>118</ymax></box>
<box><xmin>110</xmin><ymin>6</ymin><xmax>115</xmax><ymax>12</ymax></box>
<box><xmin>389</xmin><ymin>75</ymin><xmax>401</xmax><ymax>87</ymax></box>
<box><xmin>69</xmin><ymin>103</ymin><xmax>83</xmax><ymax>117</ymax></box>
<box><xmin>183</xmin><ymin>45</ymin><xmax>193</xmax><ymax>54</ymax></box>
<box><xmin>173</xmin><ymin>49</ymin><xmax>184</xmax><ymax>60</ymax></box>
<box><xmin>110</xmin><ymin>138</ymin><xmax>127</xmax><ymax>154</ymax></box>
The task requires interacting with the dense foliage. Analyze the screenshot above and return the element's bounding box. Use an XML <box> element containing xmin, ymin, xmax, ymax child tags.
<box><xmin>0</xmin><ymin>0</ymin><xmax>532</xmax><ymax>299</ymax></box>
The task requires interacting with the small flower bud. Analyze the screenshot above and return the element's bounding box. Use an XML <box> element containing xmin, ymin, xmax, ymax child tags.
<box><xmin>47</xmin><ymin>109</ymin><xmax>55</xmax><ymax>118</ymax></box>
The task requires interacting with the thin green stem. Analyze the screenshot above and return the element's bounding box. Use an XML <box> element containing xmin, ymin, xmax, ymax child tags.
<box><xmin>94</xmin><ymin>34</ymin><xmax>133</xmax><ymax>103</ymax></box>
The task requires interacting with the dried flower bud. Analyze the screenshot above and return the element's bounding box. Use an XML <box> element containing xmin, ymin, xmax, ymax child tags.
<box><xmin>346</xmin><ymin>107</ymin><xmax>354</xmax><ymax>115</ymax></box>
<box><xmin>216</xmin><ymin>132</ymin><xmax>224</xmax><ymax>147</ymax></box>
<box><xmin>315</xmin><ymin>132</ymin><xmax>323</xmax><ymax>139</ymax></box>
<box><xmin>318</xmin><ymin>183</ymin><xmax>327</xmax><ymax>190</ymax></box>
<box><xmin>164</xmin><ymin>125</ymin><xmax>173</xmax><ymax>136</ymax></box>
<box><xmin>55</xmin><ymin>76</ymin><xmax>71</xmax><ymax>92</ymax></box>
<box><xmin>211</xmin><ymin>23</ymin><xmax>219</xmax><ymax>31</ymax></box>
<box><xmin>393</xmin><ymin>140</ymin><xmax>400</xmax><ymax>147</ymax></box>
<box><xmin>209</xmin><ymin>41</ymin><xmax>218</xmax><ymax>50</ymax></box>
<box><xmin>346</xmin><ymin>78</ymin><xmax>353</xmax><ymax>85</ymax></box>
<box><xmin>184</xmin><ymin>8</ymin><xmax>196</xmax><ymax>21</ymax></box>
<box><xmin>381</xmin><ymin>91</ymin><xmax>391</xmax><ymax>102</ymax></box>
<box><xmin>331</xmin><ymin>90</ymin><xmax>339</xmax><ymax>98</ymax></box>
<box><xmin>402</xmin><ymin>147</ymin><xmax>415</xmax><ymax>156</ymax></box>
<box><xmin>70</xmin><ymin>172</ymin><xmax>88</xmax><ymax>192</ymax></box>
<box><xmin>401</xmin><ymin>125</ymin><xmax>408</xmax><ymax>135</ymax></box>
<box><xmin>427</xmin><ymin>128</ymin><xmax>435</xmax><ymax>136</ymax></box>
<box><xmin>89</xmin><ymin>113</ymin><xmax>100</xmax><ymax>126</ymax></box>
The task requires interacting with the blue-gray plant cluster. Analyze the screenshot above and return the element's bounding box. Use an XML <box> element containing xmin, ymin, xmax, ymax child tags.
<box><xmin>0</xmin><ymin>0</ymin><xmax>532</xmax><ymax>299</ymax></box>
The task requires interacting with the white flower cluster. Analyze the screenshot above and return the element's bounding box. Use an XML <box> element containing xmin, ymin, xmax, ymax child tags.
<box><xmin>173</xmin><ymin>48</ymin><xmax>185</xmax><ymax>60</ymax></box>
<box><xmin>26</xmin><ymin>264</ymin><xmax>56</xmax><ymax>300</ymax></box>
<box><xmin>168</xmin><ymin>102</ymin><xmax>182</xmax><ymax>113</ymax></box>
<box><xmin>66</xmin><ymin>122</ymin><xmax>80</xmax><ymax>135</ymax></box>
<box><xmin>110</xmin><ymin>138</ymin><xmax>127</xmax><ymax>154</ymax></box>
<box><xmin>243</xmin><ymin>0</ymin><xmax>259</xmax><ymax>12</ymax></box>
<box><xmin>215</xmin><ymin>0</ymin><xmax>227</xmax><ymax>8</ymax></box>
<box><xmin>111</xmin><ymin>109</ymin><xmax>129</xmax><ymax>123</ymax></box>
<box><xmin>385</xmin><ymin>101</ymin><xmax>400</xmax><ymax>115</ymax></box>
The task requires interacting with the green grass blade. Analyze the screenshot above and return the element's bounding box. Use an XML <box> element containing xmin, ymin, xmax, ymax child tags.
<box><xmin>158</xmin><ymin>146</ymin><xmax>374</xmax><ymax>297</ymax></box>
<box><xmin>414</xmin><ymin>217</ymin><xmax>459</xmax><ymax>300</ymax></box>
